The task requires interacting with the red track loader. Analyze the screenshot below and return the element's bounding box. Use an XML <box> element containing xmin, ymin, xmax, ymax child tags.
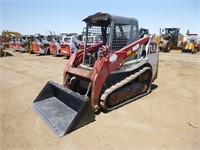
<box><xmin>32</xmin><ymin>12</ymin><xmax>159</xmax><ymax>137</ymax></box>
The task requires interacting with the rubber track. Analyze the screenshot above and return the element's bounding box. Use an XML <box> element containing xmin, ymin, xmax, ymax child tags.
<box><xmin>100</xmin><ymin>67</ymin><xmax>151</xmax><ymax>111</ymax></box>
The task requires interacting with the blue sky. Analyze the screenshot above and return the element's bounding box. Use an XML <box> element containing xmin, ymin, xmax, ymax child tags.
<box><xmin>1</xmin><ymin>0</ymin><xmax>199</xmax><ymax>35</ymax></box>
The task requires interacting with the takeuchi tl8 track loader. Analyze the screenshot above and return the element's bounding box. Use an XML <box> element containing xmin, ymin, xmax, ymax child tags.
<box><xmin>32</xmin><ymin>12</ymin><xmax>159</xmax><ymax>137</ymax></box>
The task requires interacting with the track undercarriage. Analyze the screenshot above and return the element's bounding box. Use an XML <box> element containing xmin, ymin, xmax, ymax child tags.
<box><xmin>100</xmin><ymin>66</ymin><xmax>152</xmax><ymax>111</ymax></box>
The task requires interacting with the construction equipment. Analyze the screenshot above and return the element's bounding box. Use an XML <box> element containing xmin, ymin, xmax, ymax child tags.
<box><xmin>9</xmin><ymin>36</ymin><xmax>16</xmax><ymax>49</ymax></box>
<box><xmin>60</xmin><ymin>34</ymin><xmax>82</xmax><ymax>56</ymax></box>
<box><xmin>27</xmin><ymin>35</ymin><xmax>34</xmax><ymax>53</ymax></box>
<box><xmin>32</xmin><ymin>12</ymin><xmax>159</xmax><ymax>137</ymax></box>
<box><xmin>32</xmin><ymin>34</ymin><xmax>53</xmax><ymax>55</ymax></box>
<box><xmin>0</xmin><ymin>36</ymin><xmax>7</xmax><ymax>57</ymax></box>
<box><xmin>0</xmin><ymin>44</ymin><xmax>5</xmax><ymax>57</ymax></box>
<box><xmin>59</xmin><ymin>35</ymin><xmax>72</xmax><ymax>56</ymax></box>
<box><xmin>49</xmin><ymin>34</ymin><xmax>78</xmax><ymax>56</ymax></box>
<box><xmin>49</xmin><ymin>35</ymin><xmax>61</xmax><ymax>55</ymax></box>
<box><xmin>182</xmin><ymin>34</ymin><xmax>199</xmax><ymax>54</ymax></box>
<box><xmin>39</xmin><ymin>35</ymin><xmax>54</xmax><ymax>55</ymax></box>
<box><xmin>20</xmin><ymin>35</ymin><xmax>33</xmax><ymax>52</ymax></box>
<box><xmin>60</xmin><ymin>33</ymin><xmax>102</xmax><ymax>57</ymax></box>
<box><xmin>14</xmin><ymin>36</ymin><xmax>21</xmax><ymax>51</ymax></box>
<box><xmin>12</xmin><ymin>37</ymin><xmax>17</xmax><ymax>50</ymax></box>
<box><xmin>32</xmin><ymin>34</ymin><xmax>40</xmax><ymax>53</ymax></box>
<box><xmin>1</xmin><ymin>30</ymin><xmax>21</xmax><ymax>48</ymax></box>
<box><xmin>159</xmin><ymin>28</ymin><xmax>184</xmax><ymax>52</ymax></box>
<box><xmin>13</xmin><ymin>35</ymin><xmax>32</xmax><ymax>52</ymax></box>
<box><xmin>81</xmin><ymin>34</ymin><xmax>102</xmax><ymax>48</ymax></box>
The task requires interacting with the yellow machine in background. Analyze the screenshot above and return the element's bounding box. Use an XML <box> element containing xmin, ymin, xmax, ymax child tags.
<box><xmin>1</xmin><ymin>30</ymin><xmax>21</xmax><ymax>48</ymax></box>
<box><xmin>158</xmin><ymin>28</ymin><xmax>184</xmax><ymax>52</ymax></box>
<box><xmin>0</xmin><ymin>30</ymin><xmax>22</xmax><ymax>56</ymax></box>
<box><xmin>1</xmin><ymin>30</ymin><xmax>21</xmax><ymax>42</ymax></box>
<box><xmin>182</xmin><ymin>34</ymin><xmax>199</xmax><ymax>54</ymax></box>
<box><xmin>155</xmin><ymin>35</ymin><xmax>161</xmax><ymax>49</ymax></box>
<box><xmin>28</xmin><ymin>37</ymin><xmax>34</xmax><ymax>53</ymax></box>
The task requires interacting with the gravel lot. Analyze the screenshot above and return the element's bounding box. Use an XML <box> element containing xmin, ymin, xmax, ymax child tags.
<box><xmin>0</xmin><ymin>49</ymin><xmax>200</xmax><ymax>150</ymax></box>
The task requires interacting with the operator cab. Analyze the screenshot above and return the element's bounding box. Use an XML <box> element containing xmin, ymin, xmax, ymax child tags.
<box><xmin>82</xmin><ymin>12</ymin><xmax>139</xmax><ymax>67</ymax></box>
<box><xmin>162</xmin><ymin>28</ymin><xmax>180</xmax><ymax>44</ymax></box>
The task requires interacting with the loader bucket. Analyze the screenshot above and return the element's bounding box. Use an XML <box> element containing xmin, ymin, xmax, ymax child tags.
<box><xmin>31</xmin><ymin>81</ymin><xmax>95</xmax><ymax>137</ymax></box>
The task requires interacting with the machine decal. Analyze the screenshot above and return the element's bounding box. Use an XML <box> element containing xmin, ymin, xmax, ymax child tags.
<box><xmin>127</xmin><ymin>50</ymin><xmax>132</xmax><ymax>56</ymax></box>
<box><xmin>109</xmin><ymin>54</ymin><xmax>118</xmax><ymax>62</ymax></box>
<box><xmin>132</xmin><ymin>43</ymin><xmax>139</xmax><ymax>51</ymax></box>
<box><xmin>150</xmin><ymin>43</ymin><xmax>157</xmax><ymax>54</ymax></box>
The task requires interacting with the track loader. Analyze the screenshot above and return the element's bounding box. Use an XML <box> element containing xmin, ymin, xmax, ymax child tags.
<box><xmin>32</xmin><ymin>12</ymin><xmax>159</xmax><ymax>137</ymax></box>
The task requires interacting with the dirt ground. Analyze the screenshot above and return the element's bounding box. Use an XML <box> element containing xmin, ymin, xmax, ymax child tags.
<box><xmin>0</xmin><ymin>49</ymin><xmax>200</xmax><ymax>150</ymax></box>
